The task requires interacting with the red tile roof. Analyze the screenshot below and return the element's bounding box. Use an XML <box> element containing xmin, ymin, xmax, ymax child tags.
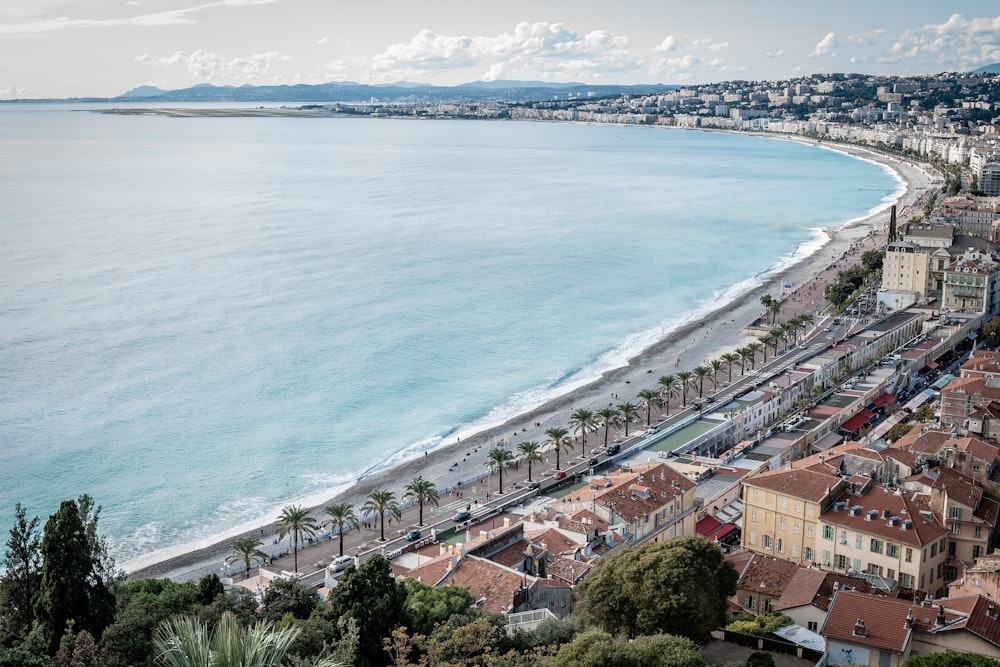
<box><xmin>737</xmin><ymin>554</ymin><xmax>800</xmax><ymax>598</ymax></box>
<box><xmin>822</xmin><ymin>590</ymin><xmax>918</xmax><ymax>653</ymax></box>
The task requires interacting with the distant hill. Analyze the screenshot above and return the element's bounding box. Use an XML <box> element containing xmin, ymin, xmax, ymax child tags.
<box><xmin>971</xmin><ymin>63</ymin><xmax>1000</xmax><ymax>74</ymax></box>
<box><xmin>104</xmin><ymin>80</ymin><xmax>678</xmax><ymax>104</ymax></box>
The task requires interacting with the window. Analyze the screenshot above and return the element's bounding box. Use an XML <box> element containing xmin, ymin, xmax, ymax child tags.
<box><xmin>762</xmin><ymin>535</ymin><xmax>772</xmax><ymax>549</ymax></box>
<box><xmin>751</xmin><ymin>509</ymin><xmax>758</xmax><ymax>522</ymax></box>
<box><xmin>751</xmin><ymin>489</ymin><xmax>759</xmax><ymax>500</ymax></box>
<box><xmin>840</xmin><ymin>529</ymin><xmax>848</xmax><ymax>544</ymax></box>
<box><xmin>806</xmin><ymin>524</ymin><xmax>814</xmax><ymax>538</ymax></box>
<box><xmin>974</xmin><ymin>545</ymin><xmax>984</xmax><ymax>558</ymax></box>
<box><xmin>776</xmin><ymin>538</ymin><xmax>784</xmax><ymax>553</ymax></box>
<box><xmin>746</xmin><ymin>594</ymin><xmax>756</xmax><ymax>610</ymax></box>
<box><xmin>855</xmin><ymin>534</ymin><xmax>863</xmax><ymax>549</ymax></box>
<box><xmin>804</xmin><ymin>547</ymin><xmax>814</xmax><ymax>562</ymax></box>
<box><xmin>835</xmin><ymin>554</ymin><xmax>850</xmax><ymax>570</ymax></box>
<box><xmin>807</xmin><ymin>504</ymin><xmax>815</xmax><ymax>516</ymax></box>
<box><xmin>951</xmin><ymin>523</ymin><xmax>961</xmax><ymax>535</ymax></box>
<box><xmin>900</xmin><ymin>573</ymin><xmax>914</xmax><ymax>588</ymax></box>
<box><xmin>871</xmin><ymin>539</ymin><xmax>883</xmax><ymax>553</ymax></box>
<box><xmin>792</xmin><ymin>543</ymin><xmax>798</xmax><ymax>558</ymax></box>
<box><xmin>781</xmin><ymin>497</ymin><xmax>787</xmax><ymax>509</ymax></box>
<box><xmin>807</xmin><ymin>621</ymin><xmax>818</xmax><ymax>632</ymax></box>
<box><xmin>823</xmin><ymin>526</ymin><xmax>834</xmax><ymax>540</ymax></box>
<box><xmin>976</xmin><ymin>525</ymin><xmax>983</xmax><ymax>538</ymax></box>
<box><xmin>887</xmin><ymin>568</ymin><xmax>895</xmax><ymax>580</ymax></box>
<box><xmin>795</xmin><ymin>500</ymin><xmax>802</xmax><ymax>513</ymax></box>
<box><xmin>823</xmin><ymin>550</ymin><xmax>831</xmax><ymax>566</ymax></box>
<box><xmin>888</xmin><ymin>543</ymin><xmax>899</xmax><ymax>558</ymax></box>
<box><xmin>949</xmin><ymin>507</ymin><xmax>963</xmax><ymax>519</ymax></box>
<box><xmin>931</xmin><ymin>543</ymin><xmax>937</xmax><ymax>557</ymax></box>
<box><xmin>749</xmin><ymin>531</ymin><xmax>756</xmax><ymax>545</ymax></box>
<box><xmin>779</xmin><ymin>516</ymin><xmax>786</xmax><ymax>530</ymax></box>
<box><xmin>792</xmin><ymin>519</ymin><xmax>800</xmax><ymax>534</ymax></box>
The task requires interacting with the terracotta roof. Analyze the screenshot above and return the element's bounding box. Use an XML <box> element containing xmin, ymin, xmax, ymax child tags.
<box><xmin>746</xmin><ymin>467</ymin><xmax>844</xmax><ymax>503</ymax></box>
<box><xmin>822</xmin><ymin>590</ymin><xmax>919</xmax><ymax>653</ymax></box>
<box><xmin>822</xmin><ymin>485</ymin><xmax>948</xmax><ymax>547</ymax></box>
<box><xmin>738</xmin><ymin>554</ymin><xmax>800</xmax><ymax>598</ymax></box>
<box><xmin>949</xmin><ymin>436</ymin><xmax>1000</xmax><ymax>464</ymax></box>
<box><xmin>545</xmin><ymin>556</ymin><xmax>593</xmax><ymax>585</ymax></box>
<box><xmin>775</xmin><ymin>568</ymin><xmax>829</xmax><ymax>611</ymax></box>
<box><xmin>726</xmin><ymin>550</ymin><xmax>755</xmax><ymax>579</ymax></box>
<box><xmin>895</xmin><ymin>429</ymin><xmax>952</xmax><ymax>455</ymax></box>
<box><xmin>934</xmin><ymin>595</ymin><xmax>1000</xmax><ymax>648</ymax></box>
<box><xmin>438</xmin><ymin>556</ymin><xmax>528</xmax><ymax>614</ymax></box>
<box><xmin>593</xmin><ymin>462</ymin><xmax>694</xmax><ymax>522</ymax></box>
<box><xmin>976</xmin><ymin>495</ymin><xmax>1000</xmax><ymax>526</ymax></box>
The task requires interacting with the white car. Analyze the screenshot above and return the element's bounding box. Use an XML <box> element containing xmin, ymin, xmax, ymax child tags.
<box><xmin>330</xmin><ymin>555</ymin><xmax>354</xmax><ymax>572</ymax></box>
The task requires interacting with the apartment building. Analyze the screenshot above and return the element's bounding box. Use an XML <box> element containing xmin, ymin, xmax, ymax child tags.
<box><xmin>941</xmin><ymin>248</ymin><xmax>1000</xmax><ymax>317</ymax></box>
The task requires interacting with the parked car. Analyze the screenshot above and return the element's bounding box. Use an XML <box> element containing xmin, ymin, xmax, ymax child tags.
<box><xmin>526</xmin><ymin>481</ymin><xmax>540</xmax><ymax>490</ymax></box>
<box><xmin>452</xmin><ymin>510</ymin><xmax>472</xmax><ymax>523</ymax></box>
<box><xmin>552</xmin><ymin>470</ymin><xmax>567</xmax><ymax>480</ymax></box>
<box><xmin>331</xmin><ymin>555</ymin><xmax>354</xmax><ymax>572</ymax></box>
<box><xmin>405</xmin><ymin>528</ymin><xmax>422</xmax><ymax>541</ymax></box>
<box><xmin>587</xmin><ymin>457</ymin><xmax>599</xmax><ymax>466</ymax></box>
<box><xmin>605</xmin><ymin>444</ymin><xmax>621</xmax><ymax>456</ymax></box>
<box><xmin>704</xmin><ymin>396</ymin><xmax>715</xmax><ymax>403</ymax></box>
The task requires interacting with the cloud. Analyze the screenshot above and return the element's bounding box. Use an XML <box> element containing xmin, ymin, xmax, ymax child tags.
<box><xmin>654</xmin><ymin>35</ymin><xmax>678</xmax><ymax>53</ymax></box>
<box><xmin>809</xmin><ymin>32</ymin><xmax>837</xmax><ymax>58</ymax></box>
<box><xmin>0</xmin><ymin>85</ymin><xmax>32</xmax><ymax>98</ymax></box>
<box><xmin>317</xmin><ymin>36</ymin><xmax>328</xmax><ymax>45</ymax></box>
<box><xmin>846</xmin><ymin>28</ymin><xmax>886</xmax><ymax>45</ymax></box>
<box><xmin>764</xmin><ymin>49</ymin><xmax>784</xmax><ymax>58</ymax></box>
<box><xmin>135</xmin><ymin>49</ymin><xmax>291</xmax><ymax>80</ymax></box>
<box><xmin>708</xmin><ymin>41</ymin><xmax>729</xmax><ymax>52</ymax></box>
<box><xmin>886</xmin><ymin>13</ymin><xmax>1000</xmax><ymax>71</ymax></box>
<box><xmin>850</xmin><ymin>56</ymin><xmax>866</xmax><ymax>64</ymax></box>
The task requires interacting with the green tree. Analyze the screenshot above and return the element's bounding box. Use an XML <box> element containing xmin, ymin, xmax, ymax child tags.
<box><xmin>709</xmin><ymin>359</ymin><xmax>724</xmax><ymax>390</ymax></box>
<box><xmin>403</xmin><ymin>478</ymin><xmax>439</xmax><ymax>527</ymax></box>
<box><xmin>276</xmin><ymin>505</ymin><xmax>320</xmax><ymax>574</ymax></box>
<box><xmin>551</xmin><ymin>630</ymin><xmax>626</xmax><ymax>667</ymax></box>
<box><xmin>629</xmin><ymin>633</ymin><xmax>706</xmax><ymax>667</ymax></box>
<box><xmin>577</xmin><ymin>536</ymin><xmax>738</xmax><ymax>642</ymax></box>
<box><xmin>759</xmin><ymin>294</ymin><xmax>776</xmax><ymax>325</ymax></box>
<box><xmin>720</xmin><ymin>353</ymin><xmax>740</xmax><ymax>384</ymax></box>
<box><xmin>984</xmin><ymin>315</ymin><xmax>1000</xmax><ymax>347</ymax></box>
<box><xmin>597</xmin><ymin>407</ymin><xmax>620</xmax><ymax>447</ymax></box>
<box><xmin>886</xmin><ymin>422</ymin><xmax>914</xmax><ymax>443</ymax></box>
<box><xmin>569</xmin><ymin>408</ymin><xmax>598</xmax><ymax>455</ymax></box>
<box><xmin>320</xmin><ymin>503</ymin><xmax>358</xmax><ymax>560</ymax></box>
<box><xmin>259</xmin><ymin>576</ymin><xmax>319</xmax><ymax>623</ymax></box>
<box><xmin>361</xmin><ymin>491</ymin><xmax>400</xmax><ymax>543</ymax></box>
<box><xmin>616</xmin><ymin>402</ymin><xmax>639</xmax><ymax>437</ymax></box>
<box><xmin>485</xmin><ymin>447</ymin><xmax>515</xmax><ymax>494</ymax></box>
<box><xmin>746</xmin><ymin>651</ymin><xmax>777</xmax><ymax>667</ymax></box>
<box><xmin>746</xmin><ymin>342</ymin><xmax>764</xmax><ymax>369</ymax></box>
<box><xmin>903</xmin><ymin>653</ymin><xmax>1000</xmax><ymax>667</ymax></box>
<box><xmin>225</xmin><ymin>536</ymin><xmax>268</xmax><ymax>580</ymax></box>
<box><xmin>544</xmin><ymin>427</ymin><xmax>572</xmax><ymax>471</ymax></box>
<box><xmin>637</xmin><ymin>389</ymin><xmax>662</xmax><ymax>426</ymax></box>
<box><xmin>35</xmin><ymin>499</ymin><xmax>115</xmax><ymax>655</ymax></box>
<box><xmin>326</xmin><ymin>554</ymin><xmax>406</xmax><ymax>667</ymax></box>
<box><xmin>692</xmin><ymin>365</ymin><xmax>711</xmax><ymax>399</ymax></box>
<box><xmin>401</xmin><ymin>578</ymin><xmax>475</xmax><ymax>636</ymax></box>
<box><xmin>0</xmin><ymin>503</ymin><xmax>42</xmax><ymax>644</ymax></box>
<box><xmin>657</xmin><ymin>374</ymin><xmax>680</xmax><ymax>415</ymax></box>
<box><xmin>516</xmin><ymin>441</ymin><xmax>542</xmax><ymax>482</ymax></box>
<box><xmin>675</xmin><ymin>371</ymin><xmax>693</xmax><ymax>406</ymax></box>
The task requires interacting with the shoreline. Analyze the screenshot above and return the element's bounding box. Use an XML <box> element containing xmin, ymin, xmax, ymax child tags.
<box><xmin>127</xmin><ymin>130</ymin><xmax>938</xmax><ymax>582</ymax></box>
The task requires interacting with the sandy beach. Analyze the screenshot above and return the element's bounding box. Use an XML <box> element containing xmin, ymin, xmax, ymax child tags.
<box><xmin>127</xmin><ymin>133</ymin><xmax>939</xmax><ymax>582</ymax></box>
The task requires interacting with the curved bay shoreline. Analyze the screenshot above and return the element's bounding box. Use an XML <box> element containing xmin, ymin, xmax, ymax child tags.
<box><xmin>127</xmin><ymin>130</ymin><xmax>937</xmax><ymax>582</ymax></box>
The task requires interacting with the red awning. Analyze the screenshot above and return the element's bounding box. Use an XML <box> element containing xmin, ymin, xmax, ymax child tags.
<box><xmin>840</xmin><ymin>409</ymin><xmax>875</xmax><ymax>433</ymax></box>
<box><xmin>708</xmin><ymin>523</ymin><xmax>738</xmax><ymax>541</ymax></box>
<box><xmin>696</xmin><ymin>516</ymin><xmax>723</xmax><ymax>537</ymax></box>
<box><xmin>925</xmin><ymin>360</ymin><xmax>940</xmax><ymax>370</ymax></box>
<box><xmin>872</xmin><ymin>393</ymin><xmax>896</xmax><ymax>408</ymax></box>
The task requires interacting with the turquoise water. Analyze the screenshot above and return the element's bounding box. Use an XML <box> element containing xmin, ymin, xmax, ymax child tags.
<box><xmin>0</xmin><ymin>106</ymin><xmax>899</xmax><ymax>566</ymax></box>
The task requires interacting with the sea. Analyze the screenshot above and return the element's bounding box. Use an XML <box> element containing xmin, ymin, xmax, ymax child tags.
<box><xmin>0</xmin><ymin>104</ymin><xmax>901</xmax><ymax>570</ymax></box>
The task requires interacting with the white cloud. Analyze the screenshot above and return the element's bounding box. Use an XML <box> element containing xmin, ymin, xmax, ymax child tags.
<box><xmin>708</xmin><ymin>41</ymin><xmax>729</xmax><ymax>52</ymax></box>
<box><xmin>764</xmin><ymin>49</ymin><xmax>784</xmax><ymax>58</ymax></box>
<box><xmin>135</xmin><ymin>49</ymin><xmax>291</xmax><ymax>80</ymax></box>
<box><xmin>654</xmin><ymin>35</ymin><xmax>677</xmax><ymax>53</ymax></box>
<box><xmin>887</xmin><ymin>13</ymin><xmax>1000</xmax><ymax>71</ymax></box>
<box><xmin>846</xmin><ymin>28</ymin><xmax>886</xmax><ymax>45</ymax></box>
<box><xmin>317</xmin><ymin>36</ymin><xmax>328</xmax><ymax>45</ymax></box>
<box><xmin>809</xmin><ymin>32</ymin><xmax>837</xmax><ymax>58</ymax></box>
<box><xmin>0</xmin><ymin>84</ymin><xmax>32</xmax><ymax>98</ymax></box>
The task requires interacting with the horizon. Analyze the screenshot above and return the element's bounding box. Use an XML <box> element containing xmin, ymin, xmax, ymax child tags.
<box><xmin>2</xmin><ymin>1</ymin><xmax>999</xmax><ymax>100</ymax></box>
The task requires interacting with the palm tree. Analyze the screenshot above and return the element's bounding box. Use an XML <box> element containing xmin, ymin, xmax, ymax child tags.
<box><xmin>403</xmin><ymin>477</ymin><xmax>439</xmax><ymax>527</ymax></box>
<box><xmin>362</xmin><ymin>489</ymin><xmax>401</xmax><ymax>542</ymax></box>
<box><xmin>616</xmin><ymin>401</ymin><xmax>639</xmax><ymax>436</ymax></box>
<box><xmin>692</xmin><ymin>365</ymin><xmax>711</xmax><ymax>398</ymax></box>
<box><xmin>780</xmin><ymin>321</ymin><xmax>797</xmax><ymax>347</ymax></box>
<box><xmin>322</xmin><ymin>502</ymin><xmax>359</xmax><ymax>558</ymax></box>
<box><xmin>153</xmin><ymin>612</ymin><xmax>341</xmax><ymax>667</ymax></box>
<box><xmin>758</xmin><ymin>333</ymin><xmax>775</xmax><ymax>363</ymax></box>
<box><xmin>720</xmin><ymin>353</ymin><xmax>740</xmax><ymax>384</ymax></box>
<box><xmin>225</xmin><ymin>535</ymin><xmax>268</xmax><ymax>580</ymax></box>
<box><xmin>544</xmin><ymin>426</ymin><xmax>573</xmax><ymax>470</ymax></box>
<box><xmin>769</xmin><ymin>299</ymin><xmax>782</xmax><ymax>325</ymax></box>
<box><xmin>569</xmin><ymin>408</ymin><xmax>597</xmax><ymax>456</ymax></box>
<box><xmin>676</xmin><ymin>370</ymin><xmax>694</xmax><ymax>406</ymax></box>
<box><xmin>517</xmin><ymin>440</ymin><xmax>542</xmax><ymax>482</ymax></box>
<box><xmin>275</xmin><ymin>505</ymin><xmax>319</xmax><ymax>574</ymax></box>
<box><xmin>736</xmin><ymin>347</ymin><xmax>751</xmax><ymax>375</ymax></box>
<box><xmin>760</xmin><ymin>294</ymin><xmax>776</xmax><ymax>324</ymax></box>
<box><xmin>485</xmin><ymin>447</ymin><xmax>515</xmax><ymax>494</ymax></box>
<box><xmin>745</xmin><ymin>342</ymin><xmax>763</xmax><ymax>370</ymax></box>
<box><xmin>709</xmin><ymin>359</ymin><xmax>724</xmax><ymax>390</ymax></box>
<box><xmin>597</xmin><ymin>407</ymin><xmax>620</xmax><ymax>447</ymax></box>
<box><xmin>637</xmin><ymin>388</ymin><xmax>662</xmax><ymax>426</ymax></box>
<box><xmin>657</xmin><ymin>374</ymin><xmax>679</xmax><ymax>415</ymax></box>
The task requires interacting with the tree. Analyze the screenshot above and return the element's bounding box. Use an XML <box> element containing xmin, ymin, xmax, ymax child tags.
<box><xmin>544</xmin><ymin>427</ymin><xmax>573</xmax><ymax>471</ymax></box>
<box><xmin>400</xmin><ymin>578</ymin><xmax>475</xmax><ymax>636</ymax></box>
<box><xmin>676</xmin><ymin>371</ymin><xmax>693</xmax><ymax>406</ymax></box>
<box><xmin>259</xmin><ymin>576</ymin><xmax>319</xmax><ymax>622</ymax></box>
<box><xmin>34</xmin><ymin>499</ymin><xmax>115</xmax><ymax>655</ymax></box>
<box><xmin>657</xmin><ymin>374</ymin><xmax>680</xmax><ymax>414</ymax></box>
<box><xmin>0</xmin><ymin>503</ymin><xmax>41</xmax><ymax>644</ymax></box>
<box><xmin>326</xmin><ymin>555</ymin><xmax>406</xmax><ymax>667</ymax></box>
<box><xmin>758</xmin><ymin>333</ymin><xmax>776</xmax><ymax>363</ymax></box>
<box><xmin>569</xmin><ymin>408</ymin><xmax>597</xmax><ymax>456</ymax></box>
<box><xmin>516</xmin><ymin>441</ymin><xmax>542</xmax><ymax>482</ymax></box>
<box><xmin>403</xmin><ymin>478</ymin><xmax>439</xmax><ymax>527</ymax></box>
<box><xmin>361</xmin><ymin>490</ymin><xmax>400</xmax><ymax>543</ymax></box>
<box><xmin>984</xmin><ymin>315</ymin><xmax>1000</xmax><ymax>347</ymax></box>
<box><xmin>225</xmin><ymin>536</ymin><xmax>268</xmax><ymax>580</ymax></box>
<box><xmin>628</xmin><ymin>634</ymin><xmax>705</xmax><ymax>667</ymax></box>
<box><xmin>597</xmin><ymin>407</ymin><xmax>620</xmax><ymax>447</ymax></box>
<box><xmin>152</xmin><ymin>612</ymin><xmax>340</xmax><ymax>667</ymax></box>
<box><xmin>616</xmin><ymin>402</ymin><xmax>639</xmax><ymax>437</ymax></box>
<box><xmin>276</xmin><ymin>505</ymin><xmax>320</xmax><ymax>574</ymax></box>
<box><xmin>746</xmin><ymin>651</ymin><xmax>777</xmax><ymax>667</ymax></box>
<box><xmin>577</xmin><ymin>536</ymin><xmax>738</xmax><ymax>642</ymax></box>
<box><xmin>709</xmin><ymin>359</ymin><xmax>724</xmax><ymax>390</ymax></box>
<box><xmin>485</xmin><ymin>447</ymin><xmax>515</xmax><ymax>494</ymax></box>
<box><xmin>637</xmin><ymin>388</ymin><xmax>662</xmax><ymax>426</ymax></box>
<box><xmin>759</xmin><ymin>294</ymin><xmax>776</xmax><ymax>325</ymax></box>
<box><xmin>903</xmin><ymin>654</ymin><xmax>1000</xmax><ymax>667</ymax></box>
<box><xmin>692</xmin><ymin>365</ymin><xmax>711</xmax><ymax>399</ymax></box>
<box><xmin>746</xmin><ymin>342</ymin><xmax>764</xmax><ymax>369</ymax></box>
<box><xmin>719</xmin><ymin>352</ymin><xmax>740</xmax><ymax>384</ymax></box>
<box><xmin>322</xmin><ymin>502</ymin><xmax>360</xmax><ymax>558</ymax></box>
<box><xmin>886</xmin><ymin>422</ymin><xmax>915</xmax><ymax>443</ymax></box>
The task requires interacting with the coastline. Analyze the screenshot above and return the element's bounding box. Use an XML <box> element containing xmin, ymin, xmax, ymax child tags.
<box><xmin>127</xmin><ymin>130</ymin><xmax>938</xmax><ymax>582</ymax></box>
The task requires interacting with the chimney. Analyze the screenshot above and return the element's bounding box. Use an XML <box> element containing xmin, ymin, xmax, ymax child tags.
<box><xmin>937</xmin><ymin>605</ymin><xmax>947</xmax><ymax>627</ymax></box>
<box><xmin>854</xmin><ymin>619</ymin><xmax>867</xmax><ymax>637</ymax></box>
<box><xmin>503</xmin><ymin>517</ymin><xmax>511</xmax><ymax>528</ymax></box>
<box><xmin>906</xmin><ymin>609</ymin><xmax>914</xmax><ymax>629</ymax></box>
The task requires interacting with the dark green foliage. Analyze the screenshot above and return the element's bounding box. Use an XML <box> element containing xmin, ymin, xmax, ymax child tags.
<box><xmin>259</xmin><ymin>577</ymin><xmax>319</xmax><ymax>623</ymax></box>
<box><xmin>0</xmin><ymin>504</ymin><xmax>42</xmax><ymax>646</ymax></box>
<box><xmin>100</xmin><ymin>578</ymin><xmax>202</xmax><ymax>667</ymax></box>
<box><xmin>551</xmin><ymin>630</ymin><xmax>627</xmax><ymax>667</ymax></box>
<box><xmin>903</xmin><ymin>653</ymin><xmax>1000</xmax><ymax>667</ymax></box>
<box><xmin>577</xmin><ymin>536</ymin><xmax>737</xmax><ymax>642</ymax></box>
<box><xmin>401</xmin><ymin>578</ymin><xmax>475</xmax><ymax>636</ymax></box>
<box><xmin>551</xmin><ymin>630</ymin><xmax>704</xmax><ymax>667</ymax></box>
<box><xmin>513</xmin><ymin>614</ymin><xmax>584</xmax><ymax>652</ymax></box>
<box><xmin>746</xmin><ymin>651</ymin><xmax>776</xmax><ymax>667</ymax></box>
<box><xmin>197</xmin><ymin>588</ymin><xmax>259</xmax><ymax>630</ymax></box>
<box><xmin>326</xmin><ymin>554</ymin><xmax>405</xmax><ymax>667</ymax></box>
<box><xmin>53</xmin><ymin>630</ymin><xmax>106</xmax><ymax>667</ymax></box>
<box><xmin>725</xmin><ymin>611</ymin><xmax>794</xmax><ymax>637</ymax></box>
<box><xmin>34</xmin><ymin>500</ymin><xmax>115</xmax><ymax>655</ymax></box>
<box><xmin>420</xmin><ymin>613</ymin><xmax>511</xmax><ymax>666</ymax></box>
<box><xmin>983</xmin><ymin>315</ymin><xmax>1000</xmax><ymax>348</ymax></box>
<box><xmin>197</xmin><ymin>574</ymin><xmax>224</xmax><ymax>606</ymax></box>
<box><xmin>0</xmin><ymin>645</ymin><xmax>55</xmax><ymax>667</ymax></box>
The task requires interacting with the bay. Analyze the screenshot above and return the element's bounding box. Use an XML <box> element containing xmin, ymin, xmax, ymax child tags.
<box><xmin>0</xmin><ymin>106</ymin><xmax>899</xmax><ymax>565</ymax></box>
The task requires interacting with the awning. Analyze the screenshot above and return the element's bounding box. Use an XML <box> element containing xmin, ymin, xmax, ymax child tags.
<box><xmin>708</xmin><ymin>523</ymin><xmax>738</xmax><ymax>541</ymax></box>
<box><xmin>925</xmin><ymin>360</ymin><xmax>940</xmax><ymax>370</ymax></box>
<box><xmin>871</xmin><ymin>393</ymin><xmax>896</xmax><ymax>408</ymax></box>
<box><xmin>904</xmin><ymin>388</ymin><xmax>937</xmax><ymax>412</ymax></box>
<box><xmin>840</xmin><ymin>409</ymin><xmax>875</xmax><ymax>433</ymax></box>
<box><xmin>696</xmin><ymin>516</ymin><xmax>723</xmax><ymax>537</ymax></box>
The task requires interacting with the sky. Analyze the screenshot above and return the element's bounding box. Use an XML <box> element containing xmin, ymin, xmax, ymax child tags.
<box><xmin>2</xmin><ymin>0</ymin><xmax>1000</xmax><ymax>99</ymax></box>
